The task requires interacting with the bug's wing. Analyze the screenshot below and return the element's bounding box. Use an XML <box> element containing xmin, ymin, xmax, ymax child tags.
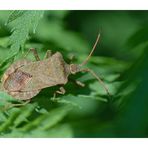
<box><xmin>1</xmin><ymin>59</ymin><xmax>31</xmax><ymax>83</ymax></box>
<box><xmin>3</xmin><ymin>70</ymin><xmax>32</xmax><ymax>92</ymax></box>
<box><xmin>18</xmin><ymin>60</ymin><xmax>62</xmax><ymax>91</ymax></box>
<box><xmin>19</xmin><ymin>52</ymin><xmax>70</xmax><ymax>91</ymax></box>
<box><xmin>1</xmin><ymin>59</ymin><xmax>32</xmax><ymax>92</ymax></box>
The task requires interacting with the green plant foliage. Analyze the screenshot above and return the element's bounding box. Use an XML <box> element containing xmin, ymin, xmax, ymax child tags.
<box><xmin>8</xmin><ymin>10</ymin><xmax>44</xmax><ymax>53</ymax></box>
<box><xmin>6</xmin><ymin>10</ymin><xmax>25</xmax><ymax>24</ymax></box>
<box><xmin>0</xmin><ymin>10</ymin><xmax>148</xmax><ymax>138</ymax></box>
<box><xmin>0</xmin><ymin>105</ymin><xmax>73</xmax><ymax>137</ymax></box>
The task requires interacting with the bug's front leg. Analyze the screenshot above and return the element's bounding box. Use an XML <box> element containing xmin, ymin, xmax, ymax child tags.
<box><xmin>74</xmin><ymin>80</ymin><xmax>85</xmax><ymax>87</ymax></box>
<box><xmin>68</xmin><ymin>54</ymin><xmax>75</xmax><ymax>63</ymax></box>
<box><xmin>69</xmin><ymin>78</ymin><xmax>85</xmax><ymax>87</ymax></box>
<box><xmin>44</xmin><ymin>50</ymin><xmax>52</xmax><ymax>59</ymax></box>
<box><xmin>24</xmin><ymin>48</ymin><xmax>40</xmax><ymax>61</ymax></box>
<box><xmin>54</xmin><ymin>86</ymin><xmax>66</xmax><ymax>97</ymax></box>
<box><xmin>51</xmin><ymin>86</ymin><xmax>66</xmax><ymax>101</ymax></box>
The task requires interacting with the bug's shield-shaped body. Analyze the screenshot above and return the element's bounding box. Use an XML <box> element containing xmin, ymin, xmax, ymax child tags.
<box><xmin>1</xmin><ymin>52</ymin><xmax>70</xmax><ymax>100</ymax></box>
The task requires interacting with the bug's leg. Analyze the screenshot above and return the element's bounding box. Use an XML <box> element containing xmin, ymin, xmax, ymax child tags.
<box><xmin>75</xmin><ymin>80</ymin><xmax>85</xmax><ymax>87</ymax></box>
<box><xmin>51</xmin><ymin>87</ymin><xmax>66</xmax><ymax>101</ymax></box>
<box><xmin>24</xmin><ymin>48</ymin><xmax>40</xmax><ymax>61</ymax></box>
<box><xmin>44</xmin><ymin>50</ymin><xmax>52</xmax><ymax>59</ymax></box>
<box><xmin>2</xmin><ymin>100</ymin><xmax>30</xmax><ymax>111</ymax></box>
<box><xmin>69</xmin><ymin>78</ymin><xmax>85</xmax><ymax>87</ymax></box>
<box><xmin>69</xmin><ymin>54</ymin><xmax>75</xmax><ymax>63</ymax></box>
<box><xmin>10</xmin><ymin>100</ymin><xmax>30</xmax><ymax>108</ymax></box>
<box><xmin>54</xmin><ymin>86</ymin><xmax>66</xmax><ymax>98</ymax></box>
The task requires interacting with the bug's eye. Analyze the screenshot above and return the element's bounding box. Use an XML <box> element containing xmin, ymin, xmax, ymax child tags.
<box><xmin>70</xmin><ymin>64</ymin><xmax>80</xmax><ymax>74</ymax></box>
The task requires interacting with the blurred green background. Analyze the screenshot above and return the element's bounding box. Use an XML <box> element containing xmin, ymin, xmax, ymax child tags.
<box><xmin>0</xmin><ymin>10</ymin><xmax>148</xmax><ymax>137</ymax></box>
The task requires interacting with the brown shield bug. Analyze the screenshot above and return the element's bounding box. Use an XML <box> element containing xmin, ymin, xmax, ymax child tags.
<box><xmin>1</xmin><ymin>34</ymin><xmax>111</xmax><ymax>102</ymax></box>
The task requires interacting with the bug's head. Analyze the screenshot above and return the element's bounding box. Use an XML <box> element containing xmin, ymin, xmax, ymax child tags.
<box><xmin>70</xmin><ymin>33</ymin><xmax>100</xmax><ymax>75</ymax></box>
<box><xmin>69</xmin><ymin>33</ymin><xmax>111</xmax><ymax>98</ymax></box>
<box><xmin>69</xmin><ymin>64</ymin><xmax>81</xmax><ymax>74</ymax></box>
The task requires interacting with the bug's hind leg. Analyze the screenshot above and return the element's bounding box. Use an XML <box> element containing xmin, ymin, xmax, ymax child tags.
<box><xmin>44</xmin><ymin>50</ymin><xmax>52</xmax><ymax>59</ymax></box>
<box><xmin>24</xmin><ymin>48</ymin><xmax>40</xmax><ymax>61</ymax></box>
<box><xmin>51</xmin><ymin>87</ymin><xmax>66</xmax><ymax>101</ymax></box>
<box><xmin>2</xmin><ymin>100</ymin><xmax>30</xmax><ymax>111</ymax></box>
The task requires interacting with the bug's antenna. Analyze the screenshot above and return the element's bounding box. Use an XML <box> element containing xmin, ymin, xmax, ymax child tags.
<box><xmin>80</xmin><ymin>33</ymin><xmax>100</xmax><ymax>66</ymax></box>
<box><xmin>77</xmin><ymin>33</ymin><xmax>111</xmax><ymax>98</ymax></box>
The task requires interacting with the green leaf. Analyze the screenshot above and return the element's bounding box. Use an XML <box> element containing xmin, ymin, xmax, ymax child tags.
<box><xmin>40</xmin><ymin>124</ymin><xmax>73</xmax><ymax>138</ymax></box>
<box><xmin>2</xmin><ymin>124</ymin><xmax>73</xmax><ymax>138</ymax></box>
<box><xmin>0</xmin><ymin>107</ymin><xmax>20</xmax><ymax>132</ymax></box>
<box><xmin>0</xmin><ymin>37</ymin><xmax>9</xmax><ymax>48</ymax></box>
<box><xmin>0</xmin><ymin>54</ymin><xmax>15</xmax><ymax>76</ymax></box>
<box><xmin>6</xmin><ymin>10</ymin><xmax>25</xmax><ymax>24</ymax></box>
<box><xmin>35</xmin><ymin>20</ymin><xmax>89</xmax><ymax>54</ymax></box>
<box><xmin>8</xmin><ymin>10</ymin><xmax>44</xmax><ymax>53</ymax></box>
<box><xmin>0</xmin><ymin>90</ymin><xmax>16</xmax><ymax>103</ymax></box>
<box><xmin>20</xmin><ymin>105</ymin><xmax>72</xmax><ymax>132</ymax></box>
<box><xmin>54</xmin><ymin>94</ymin><xmax>105</xmax><ymax>116</ymax></box>
<box><xmin>114</xmin><ymin>48</ymin><xmax>148</xmax><ymax>137</ymax></box>
<box><xmin>12</xmin><ymin>104</ymin><xmax>36</xmax><ymax>128</ymax></box>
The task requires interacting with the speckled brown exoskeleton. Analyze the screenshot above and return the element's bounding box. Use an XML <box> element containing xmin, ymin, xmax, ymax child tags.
<box><xmin>1</xmin><ymin>34</ymin><xmax>111</xmax><ymax>102</ymax></box>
